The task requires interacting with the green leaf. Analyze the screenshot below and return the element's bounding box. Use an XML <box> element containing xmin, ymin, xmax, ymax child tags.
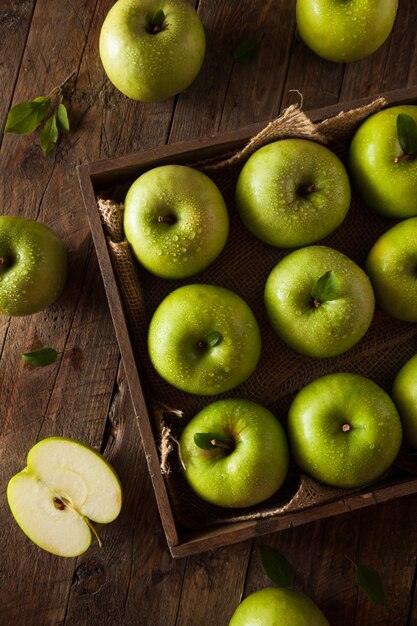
<box><xmin>205</xmin><ymin>331</ymin><xmax>222</xmax><ymax>348</ymax></box>
<box><xmin>194</xmin><ymin>432</ymin><xmax>230</xmax><ymax>450</ymax></box>
<box><xmin>56</xmin><ymin>103</ymin><xmax>70</xmax><ymax>133</ymax></box>
<box><xmin>397</xmin><ymin>113</ymin><xmax>417</xmax><ymax>157</ymax></box>
<box><xmin>21</xmin><ymin>347</ymin><xmax>58</xmax><ymax>367</ymax></box>
<box><xmin>311</xmin><ymin>270</ymin><xmax>339</xmax><ymax>304</ymax></box>
<box><xmin>40</xmin><ymin>114</ymin><xmax>59</xmax><ymax>156</ymax></box>
<box><xmin>258</xmin><ymin>545</ymin><xmax>294</xmax><ymax>588</ymax></box>
<box><xmin>355</xmin><ymin>565</ymin><xmax>385</xmax><ymax>605</ymax></box>
<box><xmin>151</xmin><ymin>9</ymin><xmax>165</xmax><ymax>26</ymax></box>
<box><xmin>5</xmin><ymin>97</ymin><xmax>50</xmax><ymax>135</ymax></box>
<box><xmin>233</xmin><ymin>38</ymin><xmax>260</xmax><ymax>63</ymax></box>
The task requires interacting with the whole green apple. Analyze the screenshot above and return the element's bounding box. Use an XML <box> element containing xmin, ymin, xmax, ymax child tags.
<box><xmin>180</xmin><ymin>399</ymin><xmax>289</xmax><ymax>508</ymax></box>
<box><xmin>0</xmin><ymin>215</ymin><xmax>67</xmax><ymax>316</ymax></box>
<box><xmin>7</xmin><ymin>437</ymin><xmax>122</xmax><ymax>557</ymax></box>
<box><xmin>229</xmin><ymin>587</ymin><xmax>330</xmax><ymax>626</ymax></box>
<box><xmin>296</xmin><ymin>0</ymin><xmax>398</xmax><ymax>63</ymax></box>
<box><xmin>99</xmin><ymin>0</ymin><xmax>206</xmax><ymax>102</ymax></box>
<box><xmin>264</xmin><ymin>246</ymin><xmax>375</xmax><ymax>358</ymax></box>
<box><xmin>235</xmin><ymin>139</ymin><xmax>350</xmax><ymax>248</ymax></box>
<box><xmin>349</xmin><ymin>105</ymin><xmax>417</xmax><ymax>218</ymax></box>
<box><xmin>124</xmin><ymin>165</ymin><xmax>229</xmax><ymax>279</ymax></box>
<box><xmin>366</xmin><ymin>217</ymin><xmax>417</xmax><ymax>321</ymax></box>
<box><xmin>392</xmin><ymin>354</ymin><xmax>417</xmax><ymax>449</ymax></box>
<box><xmin>148</xmin><ymin>284</ymin><xmax>261</xmax><ymax>395</ymax></box>
<box><xmin>288</xmin><ymin>373</ymin><xmax>402</xmax><ymax>488</ymax></box>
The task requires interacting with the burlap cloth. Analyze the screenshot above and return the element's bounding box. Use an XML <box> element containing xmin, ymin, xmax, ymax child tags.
<box><xmin>97</xmin><ymin>98</ymin><xmax>417</xmax><ymax>530</ymax></box>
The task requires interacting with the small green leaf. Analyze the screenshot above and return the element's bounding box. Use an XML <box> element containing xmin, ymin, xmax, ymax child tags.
<box><xmin>151</xmin><ymin>9</ymin><xmax>166</xmax><ymax>26</ymax></box>
<box><xmin>205</xmin><ymin>331</ymin><xmax>222</xmax><ymax>348</ymax></box>
<box><xmin>355</xmin><ymin>565</ymin><xmax>385</xmax><ymax>605</ymax></box>
<box><xmin>5</xmin><ymin>97</ymin><xmax>50</xmax><ymax>135</ymax></box>
<box><xmin>233</xmin><ymin>38</ymin><xmax>260</xmax><ymax>63</ymax></box>
<box><xmin>22</xmin><ymin>347</ymin><xmax>58</xmax><ymax>367</ymax></box>
<box><xmin>40</xmin><ymin>114</ymin><xmax>59</xmax><ymax>156</ymax></box>
<box><xmin>397</xmin><ymin>113</ymin><xmax>417</xmax><ymax>157</ymax></box>
<box><xmin>194</xmin><ymin>432</ymin><xmax>230</xmax><ymax>450</ymax></box>
<box><xmin>258</xmin><ymin>545</ymin><xmax>294</xmax><ymax>588</ymax></box>
<box><xmin>311</xmin><ymin>270</ymin><xmax>339</xmax><ymax>304</ymax></box>
<box><xmin>56</xmin><ymin>103</ymin><xmax>70</xmax><ymax>133</ymax></box>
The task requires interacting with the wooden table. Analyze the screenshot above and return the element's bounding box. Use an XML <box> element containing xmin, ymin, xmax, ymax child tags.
<box><xmin>1</xmin><ymin>2</ymin><xmax>417</xmax><ymax>625</ymax></box>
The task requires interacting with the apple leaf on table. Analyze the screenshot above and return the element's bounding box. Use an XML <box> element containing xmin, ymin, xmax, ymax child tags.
<box><xmin>258</xmin><ymin>545</ymin><xmax>294</xmax><ymax>588</ymax></box>
<box><xmin>355</xmin><ymin>564</ymin><xmax>385</xmax><ymax>605</ymax></box>
<box><xmin>5</xmin><ymin>97</ymin><xmax>51</xmax><ymax>134</ymax></box>
<box><xmin>396</xmin><ymin>113</ymin><xmax>417</xmax><ymax>158</ymax></box>
<box><xmin>233</xmin><ymin>38</ymin><xmax>260</xmax><ymax>63</ymax></box>
<box><xmin>22</xmin><ymin>347</ymin><xmax>58</xmax><ymax>367</ymax></box>
<box><xmin>3</xmin><ymin>71</ymin><xmax>74</xmax><ymax>155</ymax></box>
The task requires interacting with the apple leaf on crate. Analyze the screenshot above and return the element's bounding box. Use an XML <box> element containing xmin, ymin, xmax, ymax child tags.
<box><xmin>355</xmin><ymin>564</ymin><xmax>385</xmax><ymax>605</ymax></box>
<box><xmin>22</xmin><ymin>347</ymin><xmax>58</xmax><ymax>367</ymax></box>
<box><xmin>311</xmin><ymin>270</ymin><xmax>339</xmax><ymax>303</ymax></box>
<box><xmin>3</xmin><ymin>71</ymin><xmax>74</xmax><ymax>155</ymax></box>
<box><xmin>396</xmin><ymin>114</ymin><xmax>417</xmax><ymax>158</ymax></box>
<box><xmin>5</xmin><ymin>97</ymin><xmax>51</xmax><ymax>135</ymax></box>
<box><xmin>258</xmin><ymin>545</ymin><xmax>294</xmax><ymax>588</ymax></box>
<box><xmin>233</xmin><ymin>38</ymin><xmax>260</xmax><ymax>63</ymax></box>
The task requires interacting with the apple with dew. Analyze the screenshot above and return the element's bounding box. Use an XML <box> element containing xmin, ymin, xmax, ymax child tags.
<box><xmin>235</xmin><ymin>138</ymin><xmax>351</xmax><ymax>248</ymax></box>
<box><xmin>0</xmin><ymin>215</ymin><xmax>67</xmax><ymax>316</ymax></box>
<box><xmin>366</xmin><ymin>217</ymin><xmax>417</xmax><ymax>322</ymax></box>
<box><xmin>392</xmin><ymin>354</ymin><xmax>417</xmax><ymax>449</ymax></box>
<box><xmin>288</xmin><ymin>373</ymin><xmax>402</xmax><ymax>489</ymax></box>
<box><xmin>296</xmin><ymin>0</ymin><xmax>398</xmax><ymax>63</ymax></box>
<box><xmin>349</xmin><ymin>105</ymin><xmax>417</xmax><ymax>218</ymax></box>
<box><xmin>148</xmin><ymin>284</ymin><xmax>261</xmax><ymax>395</ymax></box>
<box><xmin>99</xmin><ymin>0</ymin><xmax>206</xmax><ymax>102</ymax></box>
<box><xmin>264</xmin><ymin>245</ymin><xmax>375</xmax><ymax>358</ymax></box>
<box><xmin>124</xmin><ymin>165</ymin><xmax>229</xmax><ymax>279</ymax></box>
<box><xmin>229</xmin><ymin>587</ymin><xmax>330</xmax><ymax>626</ymax></box>
<box><xmin>7</xmin><ymin>437</ymin><xmax>122</xmax><ymax>557</ymax></box>
<box><xmin>180</xmin><ymin>399</ymin><xmax>289</xmax><ymax>508</ymax></box>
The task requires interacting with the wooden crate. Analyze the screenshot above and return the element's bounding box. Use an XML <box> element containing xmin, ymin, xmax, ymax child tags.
<box><xmin>78</xmin><ymin>86</ymin><xmax>417</xmax><ymax>558</ymax></box>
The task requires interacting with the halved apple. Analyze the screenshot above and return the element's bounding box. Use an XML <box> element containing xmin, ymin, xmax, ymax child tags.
<box><xmin>7</xmin><ymin>437</ymin><xmax>122</xmax><ymax>557</ymax></box>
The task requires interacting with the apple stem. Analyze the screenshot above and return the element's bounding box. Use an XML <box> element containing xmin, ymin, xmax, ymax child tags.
<box><xmin>0</xmin><ymin>257</ymin><xmax>9</xmax><ymax>265</ymax></box>
<box><xmin>342</xmin><ymin>423</ymin><xmax>351</xmax><ymax>432</ymax></box>
<box><xmin>210</xmin><ymin>438</ymin><xmax>231</xmax><ymax>451</ymax></box>
<box><xmin>312</xmin><ymin>298</ymin><xmax>321</xmax><ymax>308</ymax></box>
<box><xmin>60</xmin><ymin>496</ymin><xmax>104</xmax><ymax>548</ymax></box>
<box><xmin>394</xmin><ymin>153</ymin><xmax>413</xmax><ymax>163</ymax></box>
<box><xmin>297</xmin><ymin>182</ymin><xmax>316</xmax><ymax>197</ymax></box>
<box><xmin>157</xmin><ymin>215</ymin><xmax>176</xmax><ymax>224</ymax></box>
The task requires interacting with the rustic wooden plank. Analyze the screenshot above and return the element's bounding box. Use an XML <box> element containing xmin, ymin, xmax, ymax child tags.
<box><xmin>64</xmin><ymin>363</ymin><xmax>186</xmax><ymax>626</ymax></box>
<box><xmin>0</xmin><ymin>0</ymin><xmax>36</xmax><ymax>133</ymax></box>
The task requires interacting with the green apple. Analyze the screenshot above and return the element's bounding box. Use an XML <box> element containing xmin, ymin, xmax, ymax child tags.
<box><xmin>124</xmin><ymin>165</ymin><xmax>229</xmax><ymax>279</ymax></box>
<box><xmin>296</xmin><ymin>0</ymin><xmax>398</xmax><ymax>63</ymax></box>
<box><xmin>7</xmin><ymin>437</ymin><xmax>122</xmax><ymax>557</ymax></box>
<box><xmin>99</xmin><ymin>0</ymin><xmax>206</xmax><ymax>102</ymax></box>
<box><xmin>148</xmin><ymin>284</ymin><xmax>261</xmax><ymax>395</ymax></box>
<box><xmin>264</xmin><ymin>245</ymin><xmax>375</xmax><ymax>358</ymax></box>
<box><xmin>0</xmin><ymin>215</ymin><xmax>67</xmax><ymax>316</ymax></box>
<box><xmin>235</xmin><ymin>139</ymin><xmax>351</xmax><ymax>248</ymax></box>
<box><xmin>366</xmin><ymin>217</ymin><xmax>417</xmax><ymax>321</ymax></box>
<box><xmin>288</xmin><ymin>373</ymin><xmax>402</xmax><ymax>488</ymax></box>
<box><xmin>349</xmin><ymin>105</ymin><xmax>417</xmax><ymax>218</ymax></box>
<box><xmin>180</xmin><ymin>399</ymin><xmax>289</xmax><ymax>508</ymax></box>
<box><xmin>229</xmin><ymin>587</ymin><xmax>330</xmax><ymax>626</ymax></box>
<box><xmin>392</xmin><ymin>354</ymin><xmax>417</xmax><ymax>449</ymax></box>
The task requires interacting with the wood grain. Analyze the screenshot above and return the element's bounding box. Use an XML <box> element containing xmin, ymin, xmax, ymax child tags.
<box><xmin>1</xmin><ymin>0</ymin><xmax>417</xmax><ymax>624</ymax></box>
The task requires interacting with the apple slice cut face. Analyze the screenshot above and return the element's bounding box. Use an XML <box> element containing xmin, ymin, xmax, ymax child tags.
<box><xmin>7</xmin><ymin>470</ymin><xmax>92</xmax><ymax>557</ymax></box>
<box><xmin>7</xmin><ymin>437</ymin><xmax>122</xmax><ymax>557</ymax></box>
